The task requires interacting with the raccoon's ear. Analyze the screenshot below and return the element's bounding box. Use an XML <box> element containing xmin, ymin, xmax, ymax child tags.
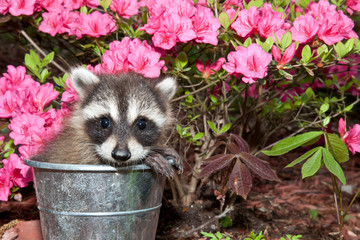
<box><xmin>155</xmin><ymin>77</ymin><xmax>177</xmax><ymax>101</ymax></box>
<box><xmin>70</xmin><ymin>67</ymin><xmax>100</xmax><ymax>98</ymax></box>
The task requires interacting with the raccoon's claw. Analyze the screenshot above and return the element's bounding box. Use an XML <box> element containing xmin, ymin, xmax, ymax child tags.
<box><xmin>148</xmin><ymin>147</ymin><xmax>183</xmax><ymax>174</ymax></box>
<box><xmin>143</xmin><ymin>153</ymin><xmax>175</xmax><ymax>179</ymax></box>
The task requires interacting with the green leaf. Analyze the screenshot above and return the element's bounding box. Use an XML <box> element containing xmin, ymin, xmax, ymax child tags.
<box><xmin>40</xmin><ymin>68</ymin><xmax>50</xmax><ymax>83</ymax></box>
<box><xmin>344</xmin><ymin>38</ymin><xmax>354</xmax><ymax>53</ymax></box>
<box><xmin>280</xmin><ymin>31</ymin><xmax>292</xmax><ymax>49</ymax></box>
<box><xmin>24</xmin><ymin>53</ymin><xmax>37</xmax><ymax>72</ymax></box>
<box><xmin>210</xmin><ymin>94</ymin><xmax>218</xmax><ymax>104</ymax></box>
<box><xmin>309</xmin><ymin>209</ymin><xmax>318</xmax><ymax>221</ymax></box>
<box><xmin>322</xmin><ymin>148</ymin><xmax>346</xmax><ymax>185</ymax></box>
<box><xmin>301</xmin><ymin>45</ymin><xmax>311</xmax><ymax>63</ymax></box>
<box><xmin>262</xmin><ymin>131</ymin><xmax>323</xmax><ymax>156</ymax></box>
<box><xmin>100</xmin><ymin>0</ymin><xmax>112</xmax><ymax>10</ymax></box>
<box><xmin>297</xmin><ymin>0</ymin><xmax>310</xmax><ymax>8</ymax></box>
<box><xmin>301</xmin><ymin>148</ymin><xmax>322</xmax><ymax>179</ymax></box>
<box><xmin>304</xmin><ymin>67</ymin><xmax>314</xmax><ymax>76</ymax></box>
<box><xmin>207</xmin><ymin>120</ymin><xmax>218</xmax><ymax>135</ymax></box>
<box><xmin>193</xmin><ymin>132</ymin><xmax>204</xmax><ymax>141</ymax></box>
<box><xmin>3</xmin><ymin>139</ymin><xmax>14</xmax><ymax>158</ymax></box>
<box><xmin>319</xmin><ymin>103</ymin><xmax>329</xmax><ymax>114</ymax></box>
<box><xmin>80</xmin><ymin>5</ymin><xmax>88</xmax><ymax>14</ymax></box>
<box><xmin>41</xmin><ymin>51</ymin><xmax>54</xmax><ymax>67</ymax></box>
<box><xmin>30</xmin><ymin>50</ymin><xmax>41</xmax><ymax>66</ymax></box>
<box><xmin>243</xmin><ymin>37</ymin><xmax>252</xmax><ymax>47</ymax></box>
<box><xmin>219</xmin><ymin>123</ymin><xmax>232</xmax><ymax>134</ymax></box>
<box><xmin>334</xmin><ymin>42</ymin><xmax>347</xmax><ymax>59</ymax></box>
<box><xmin>175</xmin><ymin>51</ymin><xmax>188</xmax><ymax>68</ymax></box>
<box><xmin>220</xmin><ymin>216</ymin><xmax>233</xmax><ymax>228</ymax></box>
<box><xmin>317</xmin><ymin>44</ymin><xmax>328</xmax><ymax>58</ymax></box>
<box><xmin>322</xmin><ymin>116</ymin><xmax>330</xmax><ymax>127</ymax></box>
<box><xmin>247</xmin><ymin>0</ymin><xmax>263</xmax><ymax>8</ymax></box>
<box><xmin>285</xmin><ymin>147</ymin><xmax>322</xmax><ymax>168</ymax></box>
<box><xmin>344</xmin><ymin>104</ymin><xmax>354</xmax><ymax>112</ymax></box>
<box><xmin>219</xmin><ymin>11</ymin><xmax>231</xmax><ymax>29</ymax></box>
<box><xmin>325</xmin><ymin>133</ymin><xmax>349</xmax><ymax>163</ymax></box>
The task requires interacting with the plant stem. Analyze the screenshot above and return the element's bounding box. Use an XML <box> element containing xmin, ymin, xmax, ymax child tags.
<box><xmin>20</xmin><ymin>30</ymin><xmax>67</xmax><ymax>73</ymax></box>
<box><xmin>340</xmin><ymin>186</ymin><xmax>360</xmax><ymax>229</ymax></box>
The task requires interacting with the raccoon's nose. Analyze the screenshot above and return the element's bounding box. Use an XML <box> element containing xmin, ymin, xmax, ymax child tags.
<box><xmin>111</xmin><ymin>149</ymin><xmax>131</xmax><ymax>161</ymax></box>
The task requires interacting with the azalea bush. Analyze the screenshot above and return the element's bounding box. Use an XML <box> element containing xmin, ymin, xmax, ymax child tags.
<box><xmin>0</xmin><ymin>0</ymin><xmax>360</xmax><ymax>236</ymax></box>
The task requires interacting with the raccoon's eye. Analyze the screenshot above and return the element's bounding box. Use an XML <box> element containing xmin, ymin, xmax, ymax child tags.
<box><xmin>100</xmin><ymin>117</ymin><xmax>111</xmax><ymax>129</ymax></box>
<box><xmin>136</xmin><ymin>119</ymin><xmax>147</xmax><ymax>130</ymax></box>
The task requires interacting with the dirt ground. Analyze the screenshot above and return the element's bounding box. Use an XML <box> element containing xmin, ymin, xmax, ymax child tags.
<box><xmin>0</xmin><ymin>154</ymin><xmax>359</xmax><ymax>240</ymax></box>
<box><xmin>155</xmin><ymin>154</ymin><xmax>360</xmax><ymax>240</ymax></box>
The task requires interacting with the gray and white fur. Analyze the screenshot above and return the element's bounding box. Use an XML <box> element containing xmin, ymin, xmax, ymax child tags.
<box><xmin>31</xmin><ymin>67</ymin><xmax>182</xmax><ymax>178</ymax></box>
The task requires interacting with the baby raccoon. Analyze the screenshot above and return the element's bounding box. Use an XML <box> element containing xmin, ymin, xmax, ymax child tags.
<box><xmin>31</xmin><ymin>67</ymin><xmax>182</xmax><ymax>178</ymax></box>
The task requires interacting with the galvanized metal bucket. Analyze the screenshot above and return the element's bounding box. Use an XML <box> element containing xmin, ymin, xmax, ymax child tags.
<box><xmin>25</xmin><ymin>159</ymin><xmax>165</xmax><ymax>240</ymax></box>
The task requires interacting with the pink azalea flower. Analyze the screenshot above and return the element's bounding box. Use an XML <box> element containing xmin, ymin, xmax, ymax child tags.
<box><xmin>152</xmin><ymin>12</ymin><xmax>196</xmax><ymax>49</ymax></box>
<box><xmin>347</xmin><ymin>0</ymin><xmax>360</xmax><ymax>14</ymax></box>
<box><xmin>95</xmin><ymin>38</ymin><xmax>165</xmax><ymax>78</ymax></box>
<box><xmin>257</xmin><ymin>3</ymin><xmax>287</xmax><ymax>39</ymax></box>
<box><xmin>0</xmin><ymin>136</ymin><xmax>4</xmax><ymax>143</ymax></box>
<box><xmin>290</xmin><ymin>14</ymin><xmax>319</xmax><ymax>44</ymax></box>
<box><xmin>0</xmin><ymin>90</ymin><xmax>22</xmax><ymax>118</ymax></box>
<box><xmin>19</xmin><ymin>144</ymin><xmax>42</xmax><ymax>159</ymax></box>
<box><xmin>0</xmin><ymin>168</ymin><xmax>12</xmax><ymax>201</ymax></box>
<box><xmin>317</xmin><ymin>19</ymin><xmax>344</xmax><ymax>45</ymax></box>
<box><xmin>41</xmin><ymin>108</ymin><xmax>64</xmax><ymax>140</ymax></box>
<box><xmin>30</xmin><ymin>82</ymin><xmax>59</xmax><ymax>111</ymax></box>
<box><xmin>39</xmin><ymin>0</ymin><xmax>63</xmax><ymax>12</ymax></box>
<box><xmin>223</xmin><ymin>0</ymin><xmax>243</xmax><ymax>9</ymax></box>
<box><xmin>61</xmin><ymin>78</ymin><xmax>79</xmax><ymax>103</ymax></box>
<box><xmin>8</xmin><ymin>0</ymin><xmax>36</xmax><ymax>16</ymax></box>
<box><xmin>59</xmin><ymin>10</ymin><xmax>80</xmax><ymax>34</ymax></box>
<box><xmin>337</xmin><ymin>11</ymin><xmax>358</xmax><ymax>40</ymax></box>
<box><xmin>192</xmin><ymin>5</ymin><xmax>220</xmax><ymax>45</ymax></box>
<box><xmin>127</xmin><ymin>43</ymin><xmax>165</xmax><ymax>78</ymax></box>
<box><xmin>83</xmin><ymin>0</ymin><xmax>99</xmax><ymax>8</ymax></box>
<box><xmin>195</xmin><ymin>57</ymin><xmax>226</xmax><ymax>79</ymax></box>
<box><xmin>307</xmin><ymin>0</ymin><xmax>338</xmax><ymax>23</ymax></box>
<box><xmin>338</xmin><ymin>118</ymin><xmax>360</xmax><ymax>155</ymax></box>
<box><xmin>1</xmin><ymin>65</ymin><xmax>35</xmax><ymax>92</ymax></box>
<box><xmin>2</xmin><ymin>154</ymin><xmax>33</xmax><ymax>188</ymax></box>
<box><xmin>9</xmin><ymin>112</ymin><xmax>47</xmax><ymax>146</ymax></box>
<box><xmin>63</xmin><ymin>0</ymin><xmax>84</xmax><ymax>10</ymax></box>
<box><xmin>39</xmin><ymin>11</ymin><xmax>64</xmax><ymax>37</ymax></box>
<box><xmin>73</xmin><ymin>11</ymin><xmax>116</xmax><ymax>38</ymax></box>
<box><xmin>271</xmin><ymin>42</ymin><xmax>296</xmax><ymax>68</ymax></box>
<box><xmin>231</xmin><ymin>6</ymin><xmax>259</xmax><ymax>38</ymax></box>
<box><xmin>223</xmin><ymin>44</ymin><xmax>272</xmax><ymax>84</ymax></box>
<box><xmin>0</xmin><ymin>0</ymin><xmax>10</xmax><ymax>14</ymax></box>
<box><xmin>152</xmin><ymin>30</ymin><xmax>178</xmax><ymax>50</ymax></box>
<box><xmin>197</xmin><ymin>0</ymin><xmax>207</xmax><ymax>6</ymax></box>
<box><xmin>110</xmin><ymin>0</ymin><xmax>139</xmax><ymax>19</ymax></box>
<box><xmin>338</xmin><ymin>118</ymin><xmax>346</xmax><ymax>137</ymax></box>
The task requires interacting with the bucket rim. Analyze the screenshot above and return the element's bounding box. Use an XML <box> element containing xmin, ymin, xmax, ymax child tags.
<box><xmin>24</xmin><ymin>159</ymin><xmax>150</xmax><ymax>172</ymax></box>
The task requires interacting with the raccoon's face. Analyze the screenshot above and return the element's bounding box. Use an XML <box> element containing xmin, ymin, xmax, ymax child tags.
<box><xmin>70</xmin><ymin>68</ymin><xmax>176</xmax><ymax>166</ymax></box>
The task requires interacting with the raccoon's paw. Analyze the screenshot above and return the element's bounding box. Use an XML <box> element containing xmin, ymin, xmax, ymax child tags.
<box><xmin>148</xmin><ymin>147</ymin><xmax>183</xmax><ymax>174</ymax></box>
<box><xmin>143</xmin><ymin>153</ymin><xmax>175</xmax><ymax>179</ymax></box>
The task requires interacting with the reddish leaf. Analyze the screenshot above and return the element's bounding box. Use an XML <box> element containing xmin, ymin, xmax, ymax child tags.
<box><xmin>228</xmin><ymin>160</ymin><xmax>252</xmax><ymax>199</ymax></box>
<box><xmin>200</xmin><ymin>154</ymin><xmax>235</xmax><ymax>177</ymax></box>
<box><xmin>238</xmin><ymin>152</ymin><xmax>280</xmax><ymax>181</ymax></box>
<box><xmin>230</xmin><ymin>134</ymin><xmax>250</xmax><ymax>153</ymax></box>
<box><xmin>227</xmin><ymin>143</ymin><xmax>241</xmax><ymax>154</ymax></box>
<box><xmin>208</xmin><ymin>140</ymin><xmax>227</xmax><ymax>152</ymax></box>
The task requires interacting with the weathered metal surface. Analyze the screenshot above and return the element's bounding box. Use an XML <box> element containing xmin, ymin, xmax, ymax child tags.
<box><xmin>25</xmin><ymin>160</ymin><xmax>164</xmax><ymax>240</ymax></box>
